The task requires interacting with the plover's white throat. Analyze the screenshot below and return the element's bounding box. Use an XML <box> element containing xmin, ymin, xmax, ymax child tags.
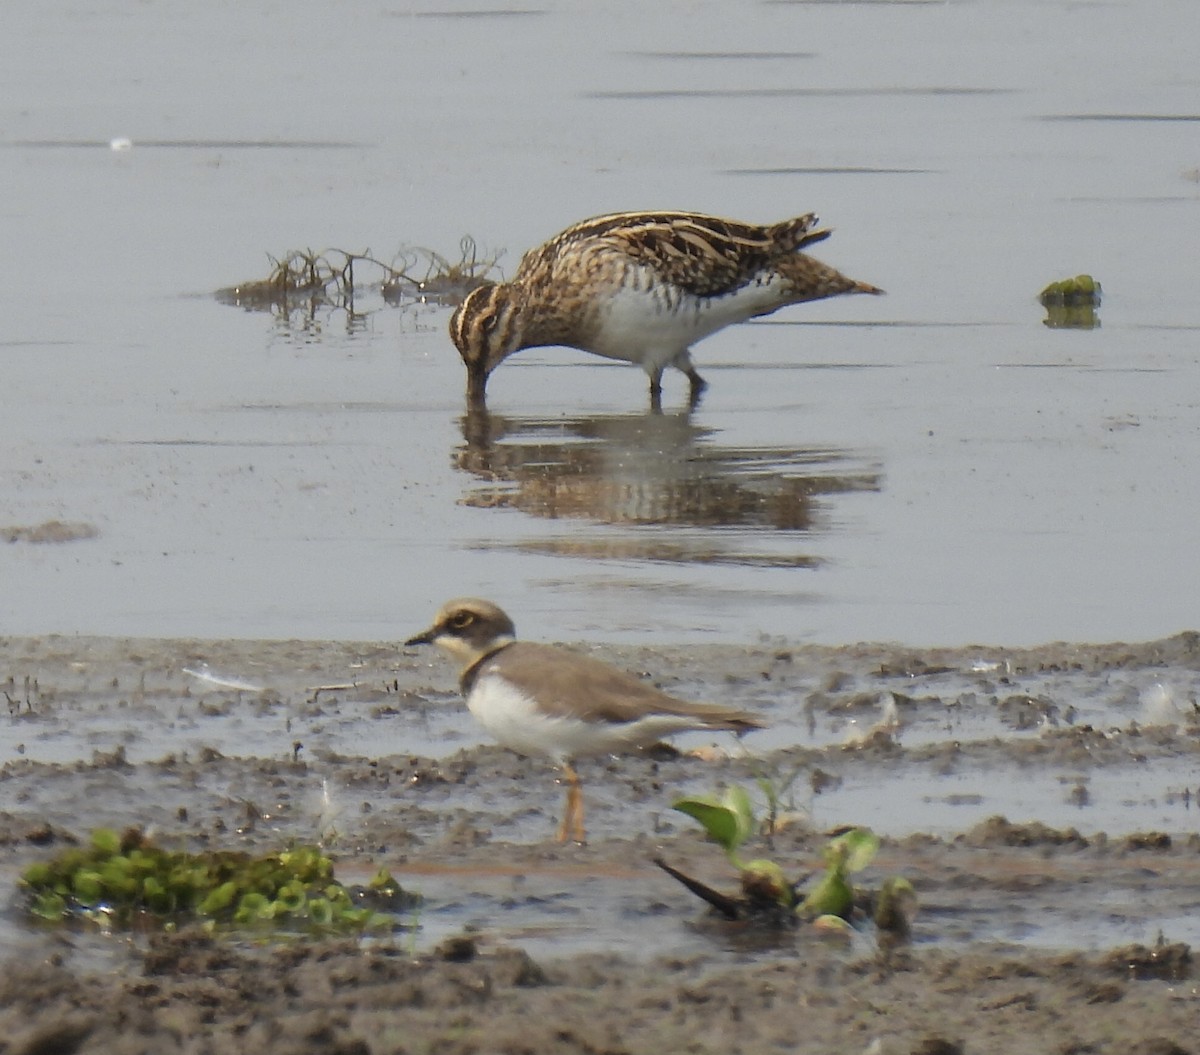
<box><xmin>405</xmin><ymin>597</ymin><xmax>764</xmax><ymax>842</ymax></box>
<box><xmin>450</xmin><ymin>210</ymin><xmax>883</xmax><ymax>408</ymax></box>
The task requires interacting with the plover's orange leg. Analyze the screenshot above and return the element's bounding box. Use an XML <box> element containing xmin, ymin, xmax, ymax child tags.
<box><xmin>556</xmin><ymin>763</ymin><xmax>586</xmax><ymax>843</ymax></box>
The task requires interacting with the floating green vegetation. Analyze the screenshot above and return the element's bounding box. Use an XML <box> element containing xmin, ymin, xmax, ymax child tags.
<box><xmin>1039</xmin><ymin>274</ymin><xmax>1102</xmax><ymax>330</ymax></box>
<box><xmin>20</xmin><ymin>828</ymin><xmax>418</xmax><ymax>935</ymax></box>
<box><xmin>214</xmin><ymin>238</ymin><xmax>504</xmax><ymax>320</ymax></box>
<box><xmin>656</xmin><ymin>786</ymin><xmax>915</xmax><ymax>940</ymax></box>
<box><xmin>1040</xmin><ymin>274</ymin><xmax>1102</xmax><ymax>305</ymax></box>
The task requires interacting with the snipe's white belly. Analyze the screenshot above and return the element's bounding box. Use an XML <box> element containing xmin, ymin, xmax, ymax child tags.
<box><xmin>585</xmin><ymin>270</ymin><xmax>790</xmax><ymax>370</ymax></box>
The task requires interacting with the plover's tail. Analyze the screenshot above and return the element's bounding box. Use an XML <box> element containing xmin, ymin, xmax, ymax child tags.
<box><xmin>657</xmin><ymin>698</ymin><xmax>767</xmax><ymax>734</ymax></box>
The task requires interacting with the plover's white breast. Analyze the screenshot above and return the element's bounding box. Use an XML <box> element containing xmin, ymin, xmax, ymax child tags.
<box><xmin>466</xmin><ymin>667</ymin><xmax>708</xmax><ymax>762</ymax></box>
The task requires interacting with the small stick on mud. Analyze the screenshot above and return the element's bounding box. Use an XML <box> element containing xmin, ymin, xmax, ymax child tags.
<box><xmin>308</xmin><ymin>683</ymin><xmax>359</xmax><ymax>703</ymax></box>
<box><xmin>653</xmin><ymin>856</ymin><xmax>743</xmax><ymax>920</ymax></box>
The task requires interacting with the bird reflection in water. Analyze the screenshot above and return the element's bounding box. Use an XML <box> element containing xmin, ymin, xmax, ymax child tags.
<box><xmin>456</xmin><ymin>403</ymin><xmax>882</xmax><ymax>568</ymax></box>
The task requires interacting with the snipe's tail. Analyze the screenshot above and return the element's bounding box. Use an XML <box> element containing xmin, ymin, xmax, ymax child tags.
<box><xmin>776</xmin><ymin>252</ymin><xmax>885</xmax><ymax>303</ymax></box>
<box><xmin>767</xmin><ymin>213</ymin><xmax>833</xmax><ymax>254</ymax></box>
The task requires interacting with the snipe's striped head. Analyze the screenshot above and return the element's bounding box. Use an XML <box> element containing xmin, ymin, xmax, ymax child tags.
<box><xmin>450</xmin><ymin>284</ymin><xmax>526</xmax><ymax>403</ymax></box>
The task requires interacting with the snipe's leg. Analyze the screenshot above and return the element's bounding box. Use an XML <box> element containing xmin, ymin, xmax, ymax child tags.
<box><xmin>556</xmin><ymin>762</ymin><xmax>586</xmax><ymax>843</ymax></box>
<box><xmin>685</xmin><ymin>368</ymin><xmax>708</xmax><ymax>409</ymax></box>
<box><xmin>648</xmin><ymin>371</ymin><xmax>664</xmax><ymax>412</ymax></box>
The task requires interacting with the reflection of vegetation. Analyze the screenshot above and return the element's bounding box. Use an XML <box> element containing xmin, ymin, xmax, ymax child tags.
<box><xmin>1043</xmin><ymin>304</ymin><xmax>1100</xmax><ymax>329</ymax></box>
<box><xmin>456</xmin><ymin>403</ymin><xmax>881</xmax><ymax>567</ymax></box>
<box><xmin>214</xmin><ymin>239</ymin><xmax>503</xmax><ymax>332</ymax></box>
<box><xmin>1</xmin><ymin>519</ymin><xmax>98</xmax><ymax>544</ymax></box>
<box><xmin>1040</xmin><ymin>274</ymin><xmax>1101</xmax><ymax>330</ymax></box>
<box><xmin>21</xmin><ymin>828</ymin><xmax>416</xmax><ymax>934</ymax></box>
<box><xmin>502</xmin><ymin>538</ymin><xmax>820</xmax><ymax>569</ymax></box>
<box><xmin>658</xmin><ymin>789</ymin><xmax>915</xmax><ymax>938</ymax></box>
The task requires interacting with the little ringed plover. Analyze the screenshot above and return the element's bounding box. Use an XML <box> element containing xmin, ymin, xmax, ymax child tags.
<box><xmin>405</xmin><ymin>597</ymin><xmax>764</xmax><ymax>842</ymax></box>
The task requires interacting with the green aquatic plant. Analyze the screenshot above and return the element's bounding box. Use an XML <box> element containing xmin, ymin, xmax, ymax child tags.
<box><xmin>658</xmin><ymin>789</ymin><xmax>914</xmax><ymax>937</ymax></box>
<box><xmin>19</xmin><ymin>828</ymin><xmax>417</xmax><ymax>935</ymax></box>
<box><xmin>751</xmin><ymin>759</ymin><xmax>809</xmax><ymax>836</ymax></box>
<box><xmin>1039</xmin><ymin>274</ymin><xmax>1102</xmax><ymax>306</ymax></box>
<box><xmin>1039</xmin><ymin>274</ymin><xmax>1102</xmax><ymax>330</ymax></box>
<box><xmin>671</xmin><ymin>785</ymin><xmax>756</xmax><ymax>866</ymax></box>
<box><xmin>798</xmin><ymin>827</ymin><xmax>882</xmax><ymax>920</ymax></box>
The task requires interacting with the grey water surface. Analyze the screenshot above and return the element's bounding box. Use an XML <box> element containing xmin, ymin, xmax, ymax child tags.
<box><xmin>1</xmin><ymin>0</ymin><xmax>1197</xmax><ymax>647</ymax></box>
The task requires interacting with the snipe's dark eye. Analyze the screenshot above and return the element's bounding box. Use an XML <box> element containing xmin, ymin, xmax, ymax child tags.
<box><xmin>450</xmin><ymin>611</ymin><xmax>474</xmax><ymax>630</ymax></box>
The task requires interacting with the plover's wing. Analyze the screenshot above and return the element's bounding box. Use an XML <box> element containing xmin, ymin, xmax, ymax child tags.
<box><xmin>485</xmin><ymin>642</ymin><xmax>761</xmax><ymax>731</ymax></box>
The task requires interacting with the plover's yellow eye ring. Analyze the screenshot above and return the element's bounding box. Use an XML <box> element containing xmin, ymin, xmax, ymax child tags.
<box><xmin>450</xmin><ymin>611</ymin><xmax>474</xmax><ymax>630</ymax></box>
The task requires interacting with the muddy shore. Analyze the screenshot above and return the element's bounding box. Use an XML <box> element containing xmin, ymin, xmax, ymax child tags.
<box><xmin>2</xmin><ymin>632</ymin><xmax>1199</xmax><ymax>1053</ymax></box>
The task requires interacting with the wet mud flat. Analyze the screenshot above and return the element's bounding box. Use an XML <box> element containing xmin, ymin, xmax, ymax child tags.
<box><xmin>2</xmin><ymin>631</ymin><xmax>1199</xmax><ymax>1053</ymax></box>
<box><xmin>1</xmin><ymin>930</ymin><xmax>1196</xmax><ymax>1055</ymax></box>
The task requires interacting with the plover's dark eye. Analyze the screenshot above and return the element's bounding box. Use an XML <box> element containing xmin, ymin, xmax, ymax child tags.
<box><xmin>450</xmin><ymin>611</ymin><xmax>474</xmax><ymax>630</ymax></box>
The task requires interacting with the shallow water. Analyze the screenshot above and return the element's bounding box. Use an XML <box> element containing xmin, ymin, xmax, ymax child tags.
<box><xmin>2</xmin><ymin>1</ymin><xmax>1198</xmax><ymax>647</ymax></box>
<box><xmin>4</xmin><ymin>6</ymin><xmax>1200</xmax><ymax>967</ymax></box>
<box><xmin>4</xmin><ymin>634</ymin><xmax>1196</xmax><ymax>843</ymax></box>
<box><xmin>2</xmin><ymin>632</ymin><xmax>1199</xmax><ymax>965</ymax></box>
